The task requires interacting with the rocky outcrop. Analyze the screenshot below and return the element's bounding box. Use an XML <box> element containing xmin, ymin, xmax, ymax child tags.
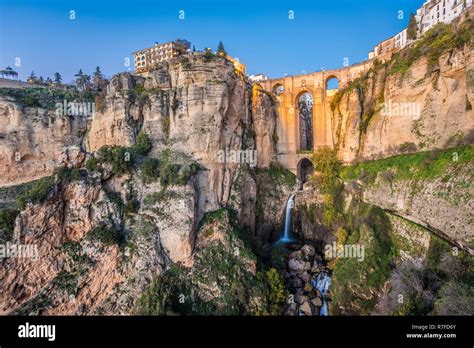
<box><xmin>86</xmin><ymin>54</ymin><xmax>277</xmax><ymax>222</ymax></box>
<box><xmin>362</xmin><ymin>163</ymin><xmax>474</xmax><ymax>254</ymax></box>
<box><xmin>0</xmin><ymin>53</ymin><xmax>285</xmax><ymax>316</ymax></box>
<box><xmin>0</xmin><ymin>97</ymin><xmax>87</xmax><ymax>186</ymax></box>
<box><xmin>332</xmin><ymin>15</ymin><xmax>474</xmax><ymax>163</ymax></box>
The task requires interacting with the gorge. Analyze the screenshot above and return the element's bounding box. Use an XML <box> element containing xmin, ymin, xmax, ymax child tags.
<box><xmin>0</xmin><ymin>10</ymin><xmax>473</xmax><ymax>317</ymax></box>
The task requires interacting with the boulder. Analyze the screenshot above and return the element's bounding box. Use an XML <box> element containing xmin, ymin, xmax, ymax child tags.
<box><xmin>295</xmin><ymin>293</ymin><xmax>309</xmax><ymax>305</ymax></box>
<box><xmin>288</xmin><ymin>258</ymin><xmax>311</xmax><ymax>273</ymax></box>
<box><xmin>299</xmin><ymin>301</ymin><xmax>313</xmax><ymax>316</ymax></box>
<box><xmin>289</xmin><ymin>250</ymin><xmax>303</xmax><ymax>260</ymax></box>
<box><xmin>300</xmin><ymin>272</ymin><xmax>311</xmax><ymax>283</ymax></box>
<box><xmin>303</xmin><ymin>282</ymin><xmax>313</xmax><ymax>293</ymax></box>
<box><xmin>311</xmin><ymin>298</ymin><xmax>323</xmax><ymax>307</ymax></box>
<box><xmin>301</xmin><ymin>244</ymin><xmax>316</xmax><ymax>260</ymax></box>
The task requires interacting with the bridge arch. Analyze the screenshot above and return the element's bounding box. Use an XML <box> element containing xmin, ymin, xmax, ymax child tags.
<box><xmin>296</xmin><ymin>91</ymin><xmax>314</xmax><ymax>151</ymax></box>
<box><xmin>325</xmin><ymin>75</ymin><xmax>339</xmax><ymax>94</ymax></box>
<box><xmin>272</xmin><ymin>83</ymin><xmax>285</xmax><ymax>95</ymax></box>
<box><xmin>297</xmin><ymin>158</ymin><xmax>314</xmax><ymax>183</ymax></box>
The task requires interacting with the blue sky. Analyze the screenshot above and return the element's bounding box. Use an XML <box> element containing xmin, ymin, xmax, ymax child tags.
<box><xmin>0</xmin><ymin>0</ymin><xmax>425</xmax><ymax>82</ymax></box>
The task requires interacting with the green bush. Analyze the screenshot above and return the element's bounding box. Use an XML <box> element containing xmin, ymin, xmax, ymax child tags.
<box><xmin>270</xmin><ymin>244</ymin><xmax>287</xmax><ymax>270</ymax></box>
<box><xmin>266</xmin><ymin>162</ymin><xmax>296</xmax><ymax>186</ymax></box>
<box><xmin>203</xmin><ymin>50</ymin><xmax>215</xmax><ymax>62</ymax></box>
<box><xmin>88</xmin><ymin>223</ymin><xmax>123</xmax><ymax>246</ymax></box>
<box><xmin>136</xmin><ymin>264</ymin><xmax>196</xmax><ymax>315</ymax></box>
<box><xmin>85</xmin><ymin>156</ymin><xmax>99</xmax><ymax>172</ymax></box>
<box><xmin>140</xmin><ymin>157</ymin><xmax>161</xmax><ymax>183</ymax></box>
<box><xmin>265</xmin><ymin>268</ymin><xmax>287</xmax><ymax>315</ymax></box>
<box><xmin>97</xmin><ymin>145</ymin><xmax>134</xmax><ymax>175</ymax></box>
<box><xmin>131</xmin><ymin>132</ymin><xmax>153</xmax><ymax>155</ymax></box>
<box><xmin>0</xmin><ymin>208</ymin><xmax>18</xmax><ymax>240</ymax></box>
<box><xmin>16</xmin><ymin>176</ymin><xmax>55</xmax><ymax>210</ymax></box>
<box><xmin>54</xmin><ymin>166</ymin><xmax>85</xmax><ymax>182</ymax></box>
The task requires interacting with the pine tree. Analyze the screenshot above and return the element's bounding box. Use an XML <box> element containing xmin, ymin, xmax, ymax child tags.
<box><xmin>53</xmin><ymin>72</ymin><xmax>62</xmax><ymax>84</ymax></box>
<box><xmin>29</xmin><ymin>71</ymin><xmax>36</xmax><ymax>80</ymax></box>
<box><xmin>407</xmin><ymin>13</ymin><xmax>417</xmax><ymax>40</ymax></box>
<box><xmin>217</xmin><ymin>41</ymin><xmax>226</xmax><ymax>55</ymax></box>
<box><xmin>92</xmin><ymin>66</ymin><xmax>104</xmax><ymax>91</ymax></box>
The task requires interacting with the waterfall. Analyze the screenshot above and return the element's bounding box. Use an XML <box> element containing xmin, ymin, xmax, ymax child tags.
<box><xmin>311</xmin><ymin>272</ymin><xmax>332</xmax><ymax>316</ymax></box>
<box><xmin>278</xmin><ymin>194</ymin><xmax>296</xmax><ymax>243</ymax></box>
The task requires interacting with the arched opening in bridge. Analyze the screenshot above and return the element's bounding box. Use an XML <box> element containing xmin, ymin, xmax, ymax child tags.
<box><xmin>326</xmin><ymin>76</ymin><xmax>339</xmax><ymax>96</ymax></box>
<box><xmin>272</xmin><ymin>83</ymin><xmax>285</xmax><ymax>95</ymax></box>
<box><xmin>297</xmin><ymin>92</ymin><xmax>313</xmax><ymax>151</ymax></box>
<box><xmin>297</xmin><ymin>158</ymin><xmax>314</xmax><ymax>183</ymax></box>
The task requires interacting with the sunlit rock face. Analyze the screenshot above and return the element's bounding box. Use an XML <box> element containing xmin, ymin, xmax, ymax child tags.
<box><xmin>0</xmin><ymin>98</ymin><xmax>87</xmax><ymax>186</ymax></box>
<box><xmin>333</xmin><ymin>44</ymin><xmax>474</xmax><ymax>163</ymax></box>
<box><xmin>0</xmin><ymin>53</ymin><xmax>282</xmax><ymax>315</ymax></box>
<box><xmin>87</xmin><ymin>54</ymin><xmax>277</xmax><ymax>217</ymax></box>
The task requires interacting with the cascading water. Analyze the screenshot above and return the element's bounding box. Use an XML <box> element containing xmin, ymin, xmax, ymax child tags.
<box><xmin>311</xmin><ymin>272</ymin><xmax>332</xmax><ymax>316</ymax></box>
<box><xmin>278</xmin><ymin>194</ymin><xmax>296</xmax><ymax>243</ymax></box>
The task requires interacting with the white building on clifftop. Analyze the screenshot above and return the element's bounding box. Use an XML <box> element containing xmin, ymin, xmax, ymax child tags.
<box><xmin>416</xmin><ymin>0</ymin><xmax>472</xmax><ymax>35</ymax></box>
<box><xmin>369</xmin><ymin>0</ymin><xmax>472</xmax><ymax>60</ymax></box>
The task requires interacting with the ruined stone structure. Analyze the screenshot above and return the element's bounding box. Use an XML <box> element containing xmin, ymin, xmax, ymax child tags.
<box><xmin>261</xmin><ymin>60</ymin><xmax>373</xmax><ymax>177</ymax></box>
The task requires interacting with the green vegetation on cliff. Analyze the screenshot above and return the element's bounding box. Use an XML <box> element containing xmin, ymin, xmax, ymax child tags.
<box><xmin>340</xmin><ymin>144</ymin><xmax>474</xmax><ymax>183</ymax></box>
<box><xmin>379</xmin><ymin>235</ymin><xmax>474</xmax><ymax>315</ymax></box>
<box><xmin>0</xmin><ymin>208</ymin><xmax>18</xmax><ymax>242</ymax></box>
<box><xmin>16</xmin><ymin>176</ymin><xmax>55</xmax><ymax>210</ymax></box>
<box><xmin>136</xmin><ymin>208</ymin><xmax>288</xmax><ymax>315</ymax></box>
<box><xmin>259</xmin><ymin>162</ymin><xmax>297</xmax><ymax>187</ymax></box>
<box><xmin>391</xmin><ymin>18</ymin><xmax>474</xmax><ymax>75</ymax></box>
<box><xmin>310</xmin><ymin>148</ymin><xmax>398</xmax><ymax>314</ymax></box>
<box><xmin>0</xmin><ymin>87</ymin><xmax>96</xmax><ymax>109</ymax></box>
<box><xmin>85</xmin><ymin>135</ymin><xmax>199</xmax><ymax>187</ymax></box>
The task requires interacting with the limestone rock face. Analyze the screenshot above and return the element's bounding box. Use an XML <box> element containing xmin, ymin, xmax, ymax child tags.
<box><xmin>0</xmin><ymin>98</ymin><xmax>87</xmax><ymax>186</ymax></box>
<box><xmin>87</xmin><ymin>73</ymin><xmax>145</xmax><ymax>150</ymax></box>
<box><xmin>362</xmin><ymin>164</ymin><xmax>474</xmax><ymax>254</ymax></box>
<box><xmin>86</xmin><ymin>54</ymin><xmax>277</xmax><ymax>219</ymax></box>
<box><xmin>252</xmin><ymin>85</ymin><xmax>277</xmax><ymax>168</ymax></box>
<box><xmin>0</xmin><ymin>177</ymin><xmax>168</xmax><ymax>315</ymax></box>
<box><xmin>0</xmin><ymin>53</ymin><xmax>283</xmax><ymax>315</ymax></box>
<box><xmin>334</xmin><ymin>45</ymin><xmax>474</xmax><ymax>163</ymax></box>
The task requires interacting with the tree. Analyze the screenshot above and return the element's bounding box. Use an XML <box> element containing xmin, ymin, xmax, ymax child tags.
<box><xmin>39</xmin><ymin>76</ymin><xmax>44</xmax><ymax>84</ymax></box>
<box><xmin>92</xmin><ymin>66</ymin><xmax>104</xmax><ymax>91</ymax></box>
<box><xmin>45</xmin><ymin>77</ymin><xmax>52</xmax><ymax>85</ymax></box>
<box><xmin>217</xmin><ymin>41</ymin><xmax>226</xmax><ymax>55</ymax></box>
<box><xmin>175</xmin><ymin>39</ymin><xmax>191</xmax><ymax>50</ymax></box>
<box><xmin>74</xmin><ymin>69</ymin><xmax>91</xmax><ymax>91</ymax></box>
<box><xmin>407</xmin><ymin>13</ymin><xmax>417</xmax><ymax>40</ymax></box>
<box><xmin>28</xmin><ymin>71</ymin><xmax>37</xmax><ymax>80</ymax></box>
<box><xmin>53</xmin><ymin>72</ymin><xmax>62</xmax><ymax>84</ymax></box>
<box><xmin>192</xmin><ymin>45</ymin><xmax>196</xmax><ymax>52</ymax></box>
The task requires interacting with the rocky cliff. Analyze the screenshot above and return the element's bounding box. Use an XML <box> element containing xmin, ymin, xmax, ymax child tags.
<box><xmin>331</xmin><ymin>15</ymin><xmax>474</xmax><ymax>163</ymax></box>
<box><xmin>0</xmin><ymin>52</ymin><xmax>289</xmax><ymax>315</ymax></box>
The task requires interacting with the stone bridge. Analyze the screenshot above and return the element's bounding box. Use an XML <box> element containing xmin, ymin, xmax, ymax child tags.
<box><xmin>261</xmin><ymin>60</ymin><xmax>373</xmax><ymax>181</ymax></box>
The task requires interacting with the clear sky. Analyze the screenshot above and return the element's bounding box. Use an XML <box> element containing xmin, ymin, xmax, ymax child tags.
<box><xmin>0</xmin><ymin>0</ymin><xmax>426</xmax><ymax>82</ymax></box>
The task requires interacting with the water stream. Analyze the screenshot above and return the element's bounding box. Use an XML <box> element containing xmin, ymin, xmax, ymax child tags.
<box><xmin>311</xmin><ymin>272</ymin><xmax>332</xmax><ymax>316</ymax></box>
<box><xmin>277</xmin><ymin>194</ymin><xmax>296</xmax><ymax>244</ymax></box>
